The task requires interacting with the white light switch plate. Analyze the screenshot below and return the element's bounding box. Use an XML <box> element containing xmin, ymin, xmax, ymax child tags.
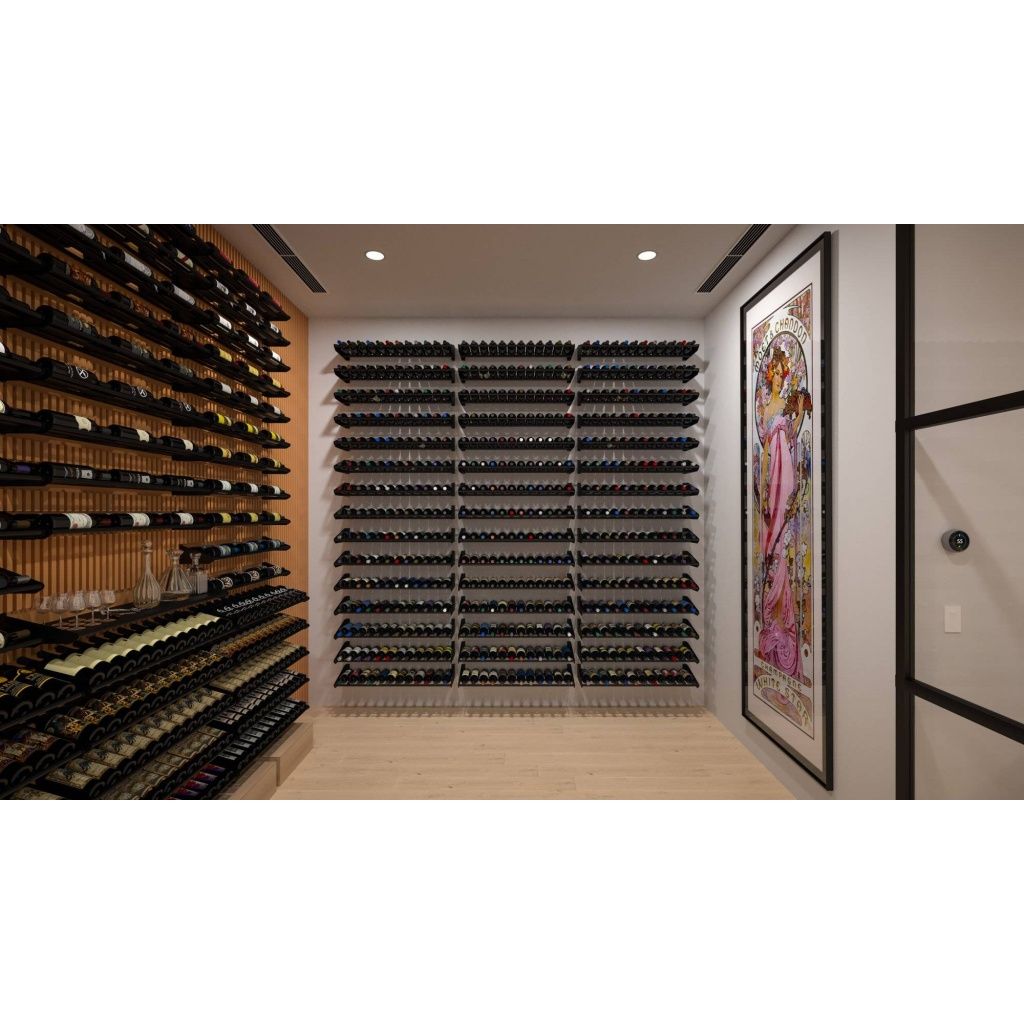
<box><xmin>944</xmin><ymin>605</ymin><xmax>962</xmax><ymax>633</ymax></box>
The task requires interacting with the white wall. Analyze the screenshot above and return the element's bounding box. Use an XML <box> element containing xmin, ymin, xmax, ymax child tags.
<box><xmin>308</xmin><ymin>317</ymin><xmax>703</xmax><ymax>710</ymax></box>
<box><xmin>703</xmin><ymin>226</ymin><xmax>897</xmax><ymax>799</ymax></box>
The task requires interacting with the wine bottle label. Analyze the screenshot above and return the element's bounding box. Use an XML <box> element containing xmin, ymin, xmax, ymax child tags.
<box><xmin>217</xmin><ymin>480</ymin><xmax>231</xmax><ymax>490</ymax></box>
<box><xmin>216</xmin><ymin>347</ymin><xmax>232</xmax><ymax>362</ymax></box>
<box><xmin>128</xmin><ymin>513</ymin><xmax>150</xmax><ymax>527</ymax></box>
<box><xmin>172</xmin><ymin>285</ymin><xmax>196</xmax><ymax>306</ymax></box>
<box><xmin>182</xmin><ymin>439</ymin><xmax>194</xmax><ymax>451</ymax></box>
<box><xmin>270</xmin><ymin>351</ymin><xmax>282</xmax><ymax>363</ymax></box>
<box><xmin>67</xmin><ymin>513</ymin><xmax>93</xmax><ymax>530</ymax></box>
<box><xmin>45</xmin><ymin>767</ymin><xmax>94</xmax><ymax>790</ymax></box>
<box><xmin>177</xmin><ymin>513</ymin><xmax>194</xmax><ymax>525</ymax></box>
<box><xmin>65</xmin><ymin>758</ymin><xmax>109</xmax><ymax>780</ymax></box>
<box><xmin>245</xmin><ymin>334</ymin><xmax>259</xmax><ymax>349</ymax></box>
<box><xmin>0</xmin><ymin>399</ymin><xmax>5</xmax><ymax>414</ymax></box>
<box><xmin>216</xmin><ymin>314</ymin><xmax>232</xmax><ymax>331</ymax></box>
<box><xmin>73</xmin><ymin>415</ymin><xmax>93</xmax><ymax>431</ymax></box>
<box><xmin>121</xmin><ymin>251</ymin><xmax>152</xmax><ymax>277</ymax></box>
<box><xmin>243</xmin><ymin>302</ymin><xmax>258</xmax><ymax>318</ymax></box>
<box><xmin>70</xmin><ymin>224</ymin><xmax>95</xmax><ymax>240</ymax></box>
<box><xmin>215</xmin><ymin>381</ymin><xmax>232</xmax><ymax>394</ymax></box>
<box><xmin>217</xmin><ymin>576</ymin><xmax>234</xmax><ymax>588</ymax></box>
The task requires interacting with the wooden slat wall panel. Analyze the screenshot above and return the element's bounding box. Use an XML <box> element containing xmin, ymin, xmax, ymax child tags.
<box><xmin>1</xmin><ymin>224</ymin><xmax>310</xmax><ymax>700</ymax></box>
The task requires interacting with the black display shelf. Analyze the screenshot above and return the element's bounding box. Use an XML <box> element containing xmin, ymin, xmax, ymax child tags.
<box><xmin>460</xmin><ymin>553</ymin><xmax>573</xmax><ymax>567</ymax></box>
<box><xmin>335</xmin><ymin>389</ymin><xmax>454</xmax><ymax>406</ymax></box>
<box><xmin>458</xmin><ymin>642</ymin><xmax>574</xmax><ymax>663</ymax></box>
<box><xmin>576</xmin><ymin>642</ymin><xmax>698</xmax><ymax>663</ymax></box>
<box><xmin>335</xmin><ymin>620</ymin><xmax>454</xmax><ymax>639</ymax></box>
<box><xmin>458</xmin><ymin>438</ymin><xmax>574</xmax><ymax>451</ymax></box>
<box><xmin>458</xmin><ymin>341</ymin><xmax>574</xmax><ymax>361</ymax></box>
<box><xmin>178</xmin><ymin>540</ymin><xmax>289</xmax><ymax>566</ymax></box>
<box><xmin>458</xmin><ymin>390</ymin><xmax>574</xmax><ymax>406</ymax></box>
<box><xmin>577</xmin><ymin>618</ymin><xmax>699</xmax><ymax>639</ymax></box>
<box><xmin>458</xmin><ymin>485</ymin><xmax>574</xmax><ymax>497</ymax></box>
<box><xmin>334</xmin><ymin>598</ymin><xmax>454</xmax><ymax>615</ymax></box>
<box><xmin>458</xmin><ymin>529</ymin><xmax>574</xmax><ymax>543</ymax></box>
<box><xmin>457</xmin><ymin>507</ymin><xmax>574</xmax><ymax>519</ymax></box>
<box><xmin>458</xmin><ymin>618</ymin><xmax>575</xmax><ymax>638</ymax></box>
<box><xmin>577</xmin><ymin>461</ymin><xmax>699</xmax><ymax>474</ymax></box>
<box><xmin>334</xmin><ymin>365</ymin><xmax>455</xmax><ymax>383</ymax></box>
<box><xmin>459</xmin><ymin>574</ymin><xmax>573</xmax><ymax>591</ymax></box>
<box><xmin>577</xmin><ymin>413</ymin><xmax>699</xmax><ymax>428</ymax></box>
<box><xmin>335</xmin><ymin>413</ymin><xmax>455</xmax><ymax>428</ymax></box>
<box><xmin>0</xmin><ymin>515</ymin><xmax>290</xmax><ymax>543</ymax></box>
<box><xmin>577</xmin><ymin>599</ymin><xmax>699</xmax><ymax>615</ymax></box>
<box><xmin>577</xmin><ymin>437</ymin><xmax>699</xmax><ymax>450</ymax></box>
<box><xmin>458</xmin><ymin>365</ymin><xmax>575</xmax><ymax>382</ymax></box>
<box><xmin>334</xmin><ymin>575</ymin><xmax>455</xmax><ymax>592</ymax></box>
<box><xmin>577</xmin><ymin>340</ymin><xmax>699</xmax><ymax>360</ymax></box>
<box><xmin>458</xmin><ymin>597</ymin><xmax>575</xmax><ymax>615</ymax></box>
<box><xmin>335</xmin><ymin>506</ymin><xmax>456</xmax><ymax>520</ymax></box>
<box><xmin>577</xmin><ymin>484</ymin><xmax>700</xmax><ymax>497</ymax></box>
<box><xmin>334</xmin><ymin>460</ymin><xmax>455</xmax><ymax>474</ymax></box>
<box><xmin>335</xmin><ymin>552</ymin><xmax>454</xmax><ymax>567</ymax></box>
<box><xmin>458</xmin><ymin>460</ymin><xmax>574</xmax><ymax>474</ymax></box>
<box><xmin>576</xmin><ymin>507</ymin><xmax>699</xmax><ymax>520</ymax></box>
<box><xmin>577</xmin><ymin>529</ymin><xmax>699</xmax><ymax>544</ymax></box>
<box><xmin>577</xmin><ymin>366</ymin><xmax>699</xmax><ymax>382</ymax></box>
<box><xmin>578</xmin><ymin>552</ymin><xmax>698</xmax><ymax>567</ymax></box>
<box><xmin>334</xmin><ymin>340</ymin><xmax>454</xmax><ymax>361</ymax></box>
<box><xmin>578</xmin><ymin>668</ymin><xmax>699</xmax><ymax>687</ymax></box>
<box><xmin>335</xmin><ymin>667</ymin><xmax>454</xmax><ymax>687</ymax></box>
<box><xmin>577</xmin><ymin>389</ymin><xmax>698</xmax><ymax>405</ymax></box>
<box><xmin>457</xmin><ymin>666</ymin><xmax>575</xmax><ymax>687</ymax></box>
<box><xmin>576</xmin><ymin>575</ymin><xmax>699</xmax><ymax>591</ymax></box>
<box><xmin>336</xmin><ymin>485</ymin><xmax>455</xmax><ymax>497</ymax></box>
<box><xmin>334</xmin><ymin>529</ymin><xmax>454</xmax><ymax>544</ymax></box>
<box><xmin>334</xmin><ymin>437</ymin><xmax>455</xmax><ymax>451</ymax></box>
<box><xmin>459</xmin><ymin>414</ymin><xmax>574</xmax><ymax>428</ymax></box>
<box><xmin>335</xmin><ymin>644</ymin><xmax>454</xmax><ymax>664</ymax></box>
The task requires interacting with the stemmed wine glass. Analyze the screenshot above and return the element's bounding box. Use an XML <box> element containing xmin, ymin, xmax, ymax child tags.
<box><xmin>37</xmin><ymin>594</ymin><xmax>52</xmax><ymax>621</ymax></box>
<box><xmin>53</xmin><ymin>592</ymin><xmax>68</xmax><ymax>626</ymax></box>
<box><xmin>85</xmin><ymin>589</ymin><xmax>103</xmax><ymax>625</ymax></box>
<box><xmin>101</xmin><ymin>588</ymin><xmax>118</xmax><ymax>619</ymax></box>
<box><xmin>69</xmin><ymin>590</ymin><xmax>86</xmax><ymax>628</ymax></box>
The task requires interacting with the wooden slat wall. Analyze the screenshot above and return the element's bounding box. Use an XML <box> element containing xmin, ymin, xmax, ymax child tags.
<box><xmin>0</xmin><ymin>224</ymin><xmax>310</xmax><ymax>700</ymax></box>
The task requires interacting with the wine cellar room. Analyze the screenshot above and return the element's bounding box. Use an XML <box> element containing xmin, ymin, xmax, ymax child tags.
<box><xmin>1</xmin><ymin>222</ymin><xmax>1021</xmax><ymax>801</ymax></box>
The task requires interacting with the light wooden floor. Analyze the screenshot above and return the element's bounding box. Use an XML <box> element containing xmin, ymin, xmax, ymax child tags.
<box><xmin>273</xmin><ymin>708</ymin><xmax>791</xmax><ymax>799</ymax></box>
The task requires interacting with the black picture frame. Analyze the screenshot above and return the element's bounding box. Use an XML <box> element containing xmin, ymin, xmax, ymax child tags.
<box><xmin>740</xmin><ymin>231</ymin><xmax>833</xmax><ymax>789</ymax></box>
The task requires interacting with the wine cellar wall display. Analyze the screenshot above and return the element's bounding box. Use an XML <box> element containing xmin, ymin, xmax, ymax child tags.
<box><xmin>0</xmin><ymin>224</ymin><xmax>309</xmax><ymax>799</ymax></box>
<box><xmin>332</xmin><ymin>337</ymin><xmax>703</xmax><ymax>694</ymax></box>
<box><xmin>740</xmin><ymin>232</ymin><xmax>833</xmax><ymax>788</ymax></box>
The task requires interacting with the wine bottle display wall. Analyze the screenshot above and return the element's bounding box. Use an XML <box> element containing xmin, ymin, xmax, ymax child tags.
<box><xmin>0</xmin><ymin>225</ymin><xmax>308</xmax><ymax>796</ymax></box>
<box><xmin>332</xmin><ymin>338</ymin><xmax>702</xmax><ymax>691</ymax></box>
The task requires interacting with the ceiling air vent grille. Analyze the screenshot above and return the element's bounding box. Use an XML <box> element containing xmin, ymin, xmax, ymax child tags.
<box><xmin>252</xmin><ymin>224</ymin><xmax>327</xmax><ymax>293</ymax></box>
<box><xmin>697</xmin><ymin>224</ymin><xmax>771</xmax><ymax>293</ymax></box>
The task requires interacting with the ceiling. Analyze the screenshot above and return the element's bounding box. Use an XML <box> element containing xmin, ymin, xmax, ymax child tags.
<box><xmin>214</xmin><ymin>224</ymin><xmax>792</xmax><ymax>320</ymax></box>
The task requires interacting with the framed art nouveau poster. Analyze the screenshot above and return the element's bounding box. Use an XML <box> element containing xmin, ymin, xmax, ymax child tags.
<box><xmin>740</xmin><ymin>232</ymin><xmax>833</xmax><ymax>788</ymax></box>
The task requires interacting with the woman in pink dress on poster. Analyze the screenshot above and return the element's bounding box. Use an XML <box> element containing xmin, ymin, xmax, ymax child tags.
<box><xmin>756</xmin><ymin>344</ymin><xmax>811</xmax><ymax>681</ymax></box>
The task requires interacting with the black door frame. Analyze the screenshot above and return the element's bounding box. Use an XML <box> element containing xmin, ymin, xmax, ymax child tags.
<box><xmin>895</xmin><ymin>224</ymin><xmax>1024</xmax><ymax>798</ymax></box>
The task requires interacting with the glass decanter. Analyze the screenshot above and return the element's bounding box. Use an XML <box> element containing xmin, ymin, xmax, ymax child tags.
<box><xmin>160</xmin><ymin>546</ymin><xmax>192</xmax><ymax>601</ymax></box>
<box><xmin>132</xmin><ymin>541</ymin><xmax>162</xmax><ymax>610</ymax></box>
<box><xmin>187</xmin><ymin>552</ymin><xmax>208</xmax><ymax>595</ymax></box>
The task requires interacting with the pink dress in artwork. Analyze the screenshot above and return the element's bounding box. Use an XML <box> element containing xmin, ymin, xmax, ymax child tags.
<box><xmin>757</xmin><ymin>410</ymin><xmax>801</xmax><ymax>678</ymax></box>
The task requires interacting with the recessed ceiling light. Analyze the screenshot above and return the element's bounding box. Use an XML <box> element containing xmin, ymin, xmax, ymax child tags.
<box><xmin>365</xmin><ymin>250</ymin><xmax>385</xmax><ymax>261</ymax></box>
<box><xmin>637</xmin><ymin>250</ymin><xmax>657</xmax><ymax>261</ymax></box>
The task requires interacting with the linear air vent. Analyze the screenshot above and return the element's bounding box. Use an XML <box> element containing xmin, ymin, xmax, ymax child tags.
<box><xmin>283</xmin><ymin>254</ymin><xmax>327</xmax><ymax>293</ymax></box>
<box><xmin>697</xmin><ymin>224</ymin><xmax>771</xmax><ymax>293</ymax></box>
<box><xmin>254</xmin><ymin>224</ymin><xmax>294</xmax><ymax>256</ymax></box>
<box><xmin>252</xmin><ymin>224</ymin><xmax>327</xmax><ymax>293</ymax></box>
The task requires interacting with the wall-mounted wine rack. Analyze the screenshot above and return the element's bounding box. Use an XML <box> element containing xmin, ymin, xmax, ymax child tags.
<box><xmin>0</xmin><ymin>224</ymin><xmax>309</xmax><ymax>798</ymax></box>
<box><xmin>331</xmin><ymin>338</ymin><xmax>702</xmax><ymax>693</ymax></box>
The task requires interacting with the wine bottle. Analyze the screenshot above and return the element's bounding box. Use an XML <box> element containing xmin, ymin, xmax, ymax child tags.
<box><xmin>40</xmin><ymin>410</ymin><xmax>98</xmax><ymax>435</ymax></box>
<box><xmin>37</xmin><ymin>512</ymin><xmax>94</xmax><ymax>532</ymax></box>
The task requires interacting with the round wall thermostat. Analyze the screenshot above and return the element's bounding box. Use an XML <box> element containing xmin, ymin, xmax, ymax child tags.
<box><xmin>942</xmin><ymin>529</ymin><xmax>970</xmax><ymax>552</ymax></box>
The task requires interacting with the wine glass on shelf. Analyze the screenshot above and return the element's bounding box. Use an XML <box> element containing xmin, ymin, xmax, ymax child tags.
<box><xmin>86</xmin><ymin>589</ymin><xmax>103</xmax><ymax>625</ymax></box>
<box><xmin>69</xmin><ymin>589</ymin><xmax>86</xmax><ymax>628</ymax></box>
<box><xmin>101</xmin><ymin>588</ymin><xmax>118</xmax><ymax>619</ymax></box>
<box><xmin>37</xmin><ymin>594</ymin><xmax>52</xmax><ymax>622</ymax></box>
<box><xmin>53</xmin><ymin>592</ymin><xmax>68</xmax><ymax>626</ymax></box>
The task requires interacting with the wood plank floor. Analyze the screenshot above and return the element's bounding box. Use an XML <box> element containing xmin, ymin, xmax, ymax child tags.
<box><xmin>273</xmin><ymin>708</ymin><xmax>792</xmax><ymax>799</ymax></box>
